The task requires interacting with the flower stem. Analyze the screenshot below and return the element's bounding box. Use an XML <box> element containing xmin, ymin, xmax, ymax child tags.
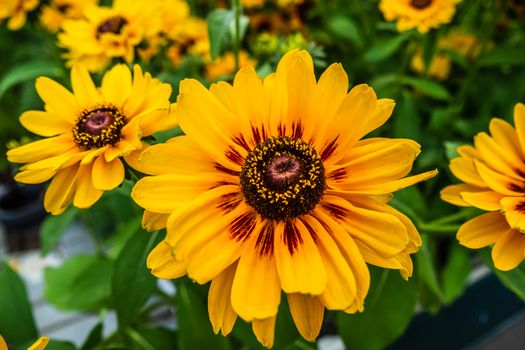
<box><xmin>233</xmin><ymin>0</ymin><xmax>241</xmax><ymax>72</ymax></box>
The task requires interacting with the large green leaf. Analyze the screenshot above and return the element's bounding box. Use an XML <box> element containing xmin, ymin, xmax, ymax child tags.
<box><xmin>327</xmin><ymin>15</ymin><xmax>363</xmax><ymax>48</ymax></box>
<box><xmin>112</xmin><ymin>229</ymin><xmax>159</xmax><ymax>329</ymax></box>
<box><xmin>401</xmin><ymin>77</ymin><xmax>451</xmax><ymax>101</ymax></box>
<box><xmin>479</xmin><ymin>249</ymin><xmax>525</xmax><ymax>301</ymax></box>
<box><xmin>337</xmin><ymin>268</ymin><xmax>417</xmax><ymax>350</ymax></box>
<box><xmin>207</xmin><ymin>9</ymin><xmax>248</xmax><ymax>60</ymax></box>
<box><xmin>130</xmin><ymin>326</ymin><xmax>177</xmax><ymax>350</ymax></box>
<box><xmin>0</xmin><ymin>261</ymin><xmax>38</xmax><ymax>347</ymax></box>
<box><xmin>441</xmin><ymin>243</ymin><xmax>472</xmax><ymax>304</ymax></box>
<box><xmin>40</xmin><ymin>207</ymin><xmax>78</xmax><ymax>256</ymax></box>
<box><xmin>44</xmin><ymin>254</ymin><xmax>113</xmax><ymax>311</ymax></box>
<box><xmin>176</xmin><ymin>278</ymin><xmax>231</xmax><ymax>350</ymax></box>
<box><xmin>363</xmin><ymin>34</ymin><xmax>408</xmax><ymax>63</ymax></box>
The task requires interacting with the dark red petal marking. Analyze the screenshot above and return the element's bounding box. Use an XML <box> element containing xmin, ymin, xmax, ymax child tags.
<box><xmin>283</xmin><ymin>220</ymin><xmax>303</xmax><ymax>254</ymax></box>
<box><xmin>320</xmin><ymin>137</ymin><xmax>339</xmax><ymax>161</ymax></box>
<box><xmin>230</xmin><ymin>211</ymin><xmax>257</xmax><ymax>242</ymax></box>
<box><xmin>256</xmin><ymin>221</ymin><xmax>275</xmax><ymax>256</ymax></box>
<box><xmin>214</xmin><ymin>162</ymin><xmax>241</xmax><ymax>176</ymax></box>
<box><xmin>217</xmin><ymin>192</ymin><xmax>242</xmax><ymax>212</ymax></box>
<box><xmin>320</xmin><ymin>202</ymin><xmax>347</xmax><ymax>222</ymax></box>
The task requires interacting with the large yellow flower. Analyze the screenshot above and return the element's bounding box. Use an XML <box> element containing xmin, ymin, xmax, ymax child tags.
<box><xmin>0</xmin><ymin>336</ymin><xmax>48</xmax><ymax>350</ymax></box>
<box><xmin>58</xmin><ymin>0</ymin><xmax>160</xmax><ymax>72</ymax></box>
<box><xmin>379</xmin><ymin>0</ymin><xmax>461</xmax><ymax>33</ymax></box>
<box><xmin>40</xmin><ymin>0</ymin><xmax>96</xmax><ymax>33</ymax></box>
<box><xmin>7</xmin><ymin>64</ymin><xmax>175</xmax><ymax>215</ymax></box>
<box><xmin>441</xmin><ymin>103</ymin><xmax>525</xmax><ymax>271</ymax></box>
<box><xmin>0</xmin><ymin>0</ymin><xmax>39</xmax><ymax>30</ymax></box>
<box><xmin>132</xmin><ymin>50</ymin><xmax>436</xmax><ymax>347</ymax></box>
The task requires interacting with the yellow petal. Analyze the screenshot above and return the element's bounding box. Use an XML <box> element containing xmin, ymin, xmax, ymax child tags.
<box><xmin>287</xmin><ymin>293</ymin><xmax>324</xmax><ymax>342</ymax></box>
<box><xmin>450</xmin><ymin>157</ymin><xmax>486</xmax><ymax>188</ymax></box>
<box><xmin>460</xmin><ymin>190</ymin><xmax>504</xmax><ymax>211</ymax></box>
<box><xmin>457</xmin><ymin>212</ymin><xmax>509</xmax><ymax>249</ymax></box>
<box><xmin>489</xmin><ymin>118</ymin><xmax>524</xmax><ymax>161</ymax></box>
<box><xmin>475</xmin><ymin>159</ymin><xmax>522</xmax><ymax>196</ymax></box>
<box><xmin>20</xmin><ymin>110</ymin><xmax>72</xmax><ymax>137</ymax></box>
<box><xmin>440</xmin><ymin>184</ymin><xmax>484</xmax><ymax>207</ymax></box>
<box><xmin>342</xmin><ymin>169</ymin><xmax>438</xmax><ymax>195</ymax></box>
<box><xmin>92</xmin><ymin>156</ymin><xmax>124</xmax><ymax>191</ymax></box>
<box><xmin>101</xmin><ymin>64</ymin><xmax>132</xmax><ymax>108</ymax></box>
<box><xmin>252</xmin><ymin>316</ymin><xmax>276</xmax><ymax>349</ymax></box>
<box><xmin>142</xmin><ymin>210</ymin><xmax>169</xmax><ymax>231</ymax></box>
<box><xmin>15</xmin><ymin>168</ymin><xmax>57</xmax><ymax>184</ymax></box>
<box><xmin>44</xmin><ymin>165</ymin><xmax>78</xmax><ymax>215</ymax></box>
<box><xmin>7</xmin><ymin>135</ymin><xmax>76</xmax><ymax>164</ymax></box>
<box><xmin>28</xmin><ymin>337</ymin><xmax>49</xmax><ymax>350</ymax></box>
<box><xmin>209</xmin><ymin>262</ymin><xmax>238</xmax><ymax>336</ymax></box>
<box><xmin>474</xmin><ymin>132</ymin><xmax>524</xmax><ymax>181</ymax></box>
<box><xmin>513</xmin><ymin>103</ymin><xmax>525</xmax><ymax>157</ymax></box>
<box><xmin>36</xmin><ymin>76</ymin><xmax>80</xmax><ymax>122</ymax></box>
<box><xmin>147</xmin><ymin>240</ymin><xmax>186</xmax><ymax>279</ymax></box>
<box><xmin>1</xmin><ymin>336</ymin><xmax>7</xmax><ymax>350</ymax></box>
<box><xmin>74</xmin><ymin>163</ymin><xmax>103</xmax><ymax>208</ymax></box>
<box><xmin>231</xmin><ymin>227</ymin><xmax>281</xmax><ymax>321</ymax></box>
<box><xmin>274</xmin><ymin>220</ymin><xmax>327</xmax><ymax>295</ymax></box>
<box><xmin>501</xmin><ymin>197</ymin><xmax>525</xmax><ymax>232</ymax></box>
<box><xmin>71</xmin><ymin>64</ymin><xmax>99</xmax><ymax>107</ymax></box>
<box><xmin>492</xmin><ymin>228</ymin><xmax>525</xmax><ymax>271</ymax></box>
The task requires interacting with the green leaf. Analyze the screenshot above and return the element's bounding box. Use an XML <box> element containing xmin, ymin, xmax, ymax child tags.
<box><xmin>415</xmin><ymin>235</ymin><xmax>444</xmax><ymax>304</ymax></box>
<box><xmin>327</xmin><ymin>15</ymin><xmax>363</xmax><ymax>48</ymax></box>
<box><xmin>401</xmin><ymin>77</ymin><xmax>451</xmax><ymax>101</ymax></box>
<box><xmin>176</xmin><ymin>278</ymin><xmax>231</xmax><ymax>350</ymax></box>
<box><xmin>45</xmin><ymin>340</ymin><xmax>77</xmax><ymax>350</ymax></box>
<box><xmin>80</xmin><ymin>323</ymin><xmax>103</xmax><ymax>350</ymax></box>
<box><xmin>479</xmin><ymin>249</ymin><xmax>525</xmax><ymax>301</ymax></box>
<box><xmin>284</xmin><ymin>339</ymin><xmax>318</xmax><ymax>350</ymax></box>
<box><xmin>477</xmin><ymin>47</ymin><xmax>525</xmax><ymax>67</ymax></box>
<box><xmin>132</xmin><ymin>326</ymin><xmax>177</xmax><ymax>350</ymax></box>
<box><xmin>0</xmin><ymin>61</ymin><xmax>63</xmax><ymax>99</ymax></box>
<box><xmin>44</xmin><ymin>254</ymin><xmax>113</xmax><ymax>311</ymax></box>
<box><xmin>40</xmin><ymin>207</ymin><xmax>78</xmax><ymax>256</ymax></box>
<box><xmin>207</xmin><ymin>9</ymin><xmax>248</xmax><ymax>60</ymax></box>
<box><xmin>0</xmin><ymin>261</ymin><xmax>38</xmax><ymax>347</ymax></box>
<box><xmin>337</xmin><ymin>268</ymin><xmax>416</xmax><ymax>350</ymax></box>
<box><xmin>441</xmin><ymin>244</ymin><xmax>472</xmax><ymax>303</ymax></box>
<box><xmin>112</xmin><ymin>229</ymin><xmax>159</xmax><ymax>329</ymax></box>
<box><xmin>392</xmin><ymin>91</ymin><xmax>421</xmax><ymax>141</ymax></box>
<box><xmin>364</xmin><ymin>34</ymin><xmax>408</xmax><ymax>63</ymax></box>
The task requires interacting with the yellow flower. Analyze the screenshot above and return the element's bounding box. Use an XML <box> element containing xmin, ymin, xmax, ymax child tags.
<box><xmin>40</xmin><ymin>0</ymin><xmax>96</xmax><ymax>33</ymax></box>
<box><xmin>0</xmin><ymin>336</ymin><xmax>48</xmax><ymax>350</ymax></box>
<box><xmin>379</xmin><ymin>0</ymin><xmax>461</xmax><ymax>33</ymax></box>
<box><xmin>165</xmin><ymin>17</ymin><xmax>210</xmax><ymax>67</ymax></box>
<box><xmin>0</xmin><ymin>0</ymin><xmax>39</xmax><ymax>30</ymax></box>
<box><xmin>132</xmin><ymin>50</ymin><xmax>437</xmax><ymax>347</ymax></box>
<box><xmin>205</xmin><ymin>51</ymin><xmax>256</xmax><ymax>81</ymax></box>
<box><xmin>7</xmin><ymin>64</ymin><xmax>175</xmax><ymax>215</ymax></box>
<box><xmin>58</xmin><ymin>0</ymin><xmax>161</xmax><ymax>72</ymax></box>
<box><xmin>242</xmin><ymin>0</ymin><xmax>265</xmax><ymax>9</ymax></box>
<box><xmin>441</xmin><ymin>103</ymin><xmax>525</xmax><ymax>271</ymax></box>
<box><xmin>411</xmin><ymin>30</ymin><xmax>481</xmax><ymax>80</ymax></box>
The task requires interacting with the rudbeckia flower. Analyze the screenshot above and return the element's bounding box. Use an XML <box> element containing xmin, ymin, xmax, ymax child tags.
<box><xmin>58</xmin><ymin>0</ymin><xmax>160</xmax><ymax>72</ymax></box>
<box><xmin>7</xmin><ymin>64</ymin><xmax>175</xmax><ymax>215</ymax></box>
<box><xmin>39</xmin><ymin>0</ymin><xmax>96</xmax><ymax>33</ymax></box>
<box><xmin>441</xmin><ymin>103</ymin><xmax>525</xmax><ymax>271</ymax></box>
<box><xmin>132</xmin><ymin>50</ymin><xmax>437</xmax><ymax>347</ymax></box>
<box><xmin>0</xmin><ymin>336</ymin><xmax>48</xmax><ymax>350</ymax></box>
<box><xmin>0</xmin><ymin>0</ymin><xmax>39</xmax><ymax>30</ymax></box>
<box><xmin>379</xmin><ymin>0</ymin><xmax>461</xmax><ymax>33</ymax></box>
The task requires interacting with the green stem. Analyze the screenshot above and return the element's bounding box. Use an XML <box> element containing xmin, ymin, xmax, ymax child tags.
<box><xmin>419</xmin><ymin>223</ymin><xmax>460</xmax><ymax>234</ymax></box>
<box><xmin>233</xmin><ymin>0</ymin><xmax>241</xmax><ymax>72</ymax></box>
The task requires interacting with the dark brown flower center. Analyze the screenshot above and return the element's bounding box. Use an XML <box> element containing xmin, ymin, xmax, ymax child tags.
<box><xmin>410</xmin><ymin>0</ymin><xmax>433</xmax><ymax>9</ymax></box>
<box><xmin>96</xmin><ymin>16</ymin><xmax>127</xmax><ymax>38</ymax></box>
<box><xmin>73</xmin><ymin>105</ymin><xmax>127</xmax><ymax>150</ymax></box>
<box><xmin>240</xmin><ymin>136</ymin><xmax>325</xmax><ymax>221</ymax></box>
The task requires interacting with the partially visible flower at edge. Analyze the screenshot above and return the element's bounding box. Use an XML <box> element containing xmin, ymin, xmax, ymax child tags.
<box><xmin>0</xmin><ymin>335</ymin><xmax>49</xmax><ymax>350</ymax></box>
<box><xmin>379</xmin><ymin>0</ymin><xmax>461</xmax><ymax>34</ymax></box>
<box><xmin>7</xmin><ymin>63</ymin><xmax>176</xmax><ymax>215</ymax></box>
<box><xmin>39</xmin><ymin>0</ymin><xmax>95</xmax><ymax>33</ymax></box>
<box><xmin>0</xmin><ymin>0</ymin><xmax>39</xmax><ymax>30</ymax></box>
<box><xmin>132</xmin><ymin>50</ymin><xmax>437</xmax><ymax>347</ymax></box>
<box><xmin>441</xmin><ymin>103</ymin><xmax>525</xmax><ymax>271</ymax></box>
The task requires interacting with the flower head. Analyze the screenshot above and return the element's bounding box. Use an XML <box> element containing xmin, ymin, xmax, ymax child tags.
<box><xmin>7</xmin><ymin>64</ymin><xmax>175</xmax><ymax>215</ymax></box>
<box><xmin>39</xmin><ymin>0</ymin><xmax>95</xmax><ymax>33</ymax></box>
<box><xmin>58</xmin><ymin>0</ymin><xmax>160</xmax><ymax>72</ymax></box>
<box><xmin>0</xmin><ymin>0</ymin><xmax>39</xmax><ymax>30</ymax></box>
<box><xmin>379</xmin><ymin>0</ymin><xmax>461</xmax><ymax>33</ymax></box>
<box><xmin>442</xmin><ymin>103</ymin><xmax>525</xmax><ymax>271</ymax></box>
<box><xmin>132</xmin><ymin>50</ymin><xmax>436</xmax><ymax>346</ymax></box>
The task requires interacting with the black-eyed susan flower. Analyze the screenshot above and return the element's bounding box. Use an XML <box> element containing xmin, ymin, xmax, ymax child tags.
<box><xmin>205</xmin><ymin>51</ymin><xmax>256</xmax><ymax>82</ymax></box>
<box><xmin>379</xmin><ymin>0</ymin><xmax>461</xmax><ymax>33</ymax></box>
<box><xmin>0</xmin><ymin>0</ymin><xmax>39</xmax><ymax>30</ymax></box>
<box><xmin>132</xmin><ymin>50</ymin><xmax>437</xmax><ymax>347</ymax></box>
<box><xmin>7</xmin><ymin>64</ymin><xmax>175</xmax><ymax>215</ymax></box>
<box><xmin>58</xmin><ymin>0</ymin><xmax>160</xmax><ymax>72</ymax></box>
<box><xmin>165</xmin><ymin>17</ymin><xmax>210</xmax><ymax>68</ymax></box>
<box><xmin>40</xmin><ymin>0</ymin><xmax>95</xmax><ymax>33</ymax></box>
<box><xmin>442</xmin><ymin>103</ymin><xmax>525</xmax><ymax>271</ymax></box>
<box><xmin>0</xmin><ymin>336</ymin><xmax>48</xmax><ymax>350</ymax></box>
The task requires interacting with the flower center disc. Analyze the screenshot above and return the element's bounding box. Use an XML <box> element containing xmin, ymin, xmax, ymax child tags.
<box><xmin>410</xmin><ymin>0</ymin><xmax>433</xmax><ymax>9</ymax></box>
<box><xmin>96</xmin><ymin>16</ymin><xmax>127</xmax><ymax>38</ymax></box>
<box><xmin>240</xmin><ymin>136</ymin><xmax>325</xmax><ymax>221</ymax></box>
<box><xmin>73</xmin><ymin>105</ymin><xmax>127</xmax><ymax>150</ymax></box>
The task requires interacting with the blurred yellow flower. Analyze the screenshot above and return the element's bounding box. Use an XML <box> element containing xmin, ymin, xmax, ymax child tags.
<box><xmin>242</xmin><ymin>0</ymin><xmax>265</xmax><ymax>9</ymax></box>
<box><xmin>0</xmin><ymin>0</ymin><xmax>39</xmax><ymax>30</ymax></box>
<box><xmin>132</xmin><ymin>50</ymin><xmax>436</xmax><ymax>347</ymax></box>
<box><xmin>205</xmin><ymin>51</ymin><xmax>256</xmax><ymax>81</ymax></box>
<box><xmin>58</xmin><ymin>0</ymin><xmax>160</xmax><ymax>72</ymax></box>
<box><xmin>165</xmin><ymin>17</ymin><xmax>210</xmax><ymax>67</ymax></box>
<box><xmin>379</xmin><ymin>0</ymin><xmax>461</xmax><ymax>33</ymax></box>
<box><xmin>411</xmin><ymin>30</ymin><xmax>481</xmax><ymax>80</ymax></box>
<box><xmin>40</xmin><ymin>0</ymin><xmax>96</xmax><ymax>33</ymax></box>
<box><xmin>7</xmin><ymin>64</ymin><xmax>176</xmax><ymax>215</ymax></box>
<box><xmin>441</xmin><ymin>103</ymin><xmax>525</xmax><ymax>271</ymax></box>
